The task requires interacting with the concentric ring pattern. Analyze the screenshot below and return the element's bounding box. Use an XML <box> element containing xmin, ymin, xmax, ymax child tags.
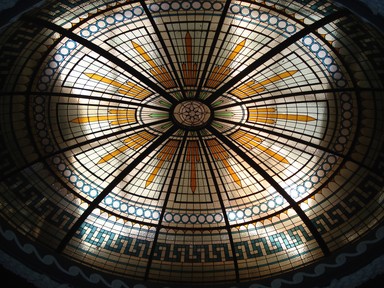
<box><xmin>0</xmin><ymin>0</ymin><xmax>384</xmax><ymax>286</ymax></box>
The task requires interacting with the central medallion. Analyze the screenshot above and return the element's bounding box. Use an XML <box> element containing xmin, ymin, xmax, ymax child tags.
<box><xmin>172</xmin><ymin>100</ymin><xmax>212</xmax><ymax>130</ymax></box>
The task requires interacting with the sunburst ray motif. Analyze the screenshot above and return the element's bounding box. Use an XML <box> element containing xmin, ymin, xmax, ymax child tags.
<box><xmin>71</xmin><ymin>109</ymin><xmax>136</xmax><ymax>125</ymax></box>
<box><xmin>182</xmin><ymin>32</ymin><xmax>198</xmax><ymax>87</ymax></box>
<box><xmin>206</xmin><ymin>40</ymin><xmax>246</xmax><ymax>88</ymax></box>
<box><xmin>146</xmin><ymin>140</ymin><xmax>180</xmax><ymax>187</ymax></box>
<box><xmin>248</xmin><ymin>108</ymin><xmax>316</xmax><ymax>124</ymax></box>
<box><xmin>186</xmin><ymin>140</ymin><xmax>200</xmax><ymax>193</ymax></box>
<box><xmin>71</xmin><ymin>109</ymin><xmax>158</xmax><ymax>164</ymax></box>
<box><xmin>231</xmin><ymin>71</ymin><xmax>298</xmax><ymax>99</ymax></box>
<box><xmin>206</xmin><ymin>139</ymin><xmax>242</xmax><ymax>187</ymax></box>
<box><xmin>132</xmin><ymin>41</ymin><xmax>177</xmax><ymax>89</ymax></box>
<box><xmin>98</xmin><ymin>131</ymin><xmax>155</xmax><ymax>164</ymax></box>
<box><xmin>230</xmin><ymin>130</ymin><xmax>289</xmax><ymax>164</ymax></box>
<box><xmin>84</xmin><ymin>73</ymin><xmax>152</xmax><ymax>99</ymax></box>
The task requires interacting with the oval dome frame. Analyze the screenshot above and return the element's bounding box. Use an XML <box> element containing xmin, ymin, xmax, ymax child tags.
<box><xmin>0</xmin><ymin>0</ymin><xmax>384</xmax><ymax>287</ymax></box>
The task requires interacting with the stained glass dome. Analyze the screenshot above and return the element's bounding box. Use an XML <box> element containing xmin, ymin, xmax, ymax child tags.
<box><xmin>0</xmin><ymin>0</ymin><xmax>384</xmax><ymax>287</ymax></box>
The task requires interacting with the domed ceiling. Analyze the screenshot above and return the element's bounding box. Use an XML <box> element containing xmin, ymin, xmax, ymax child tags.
<box><xmin>0</xmin><ymin>0</ymin><xmax>384</xmax><ymax>287</ymax></box>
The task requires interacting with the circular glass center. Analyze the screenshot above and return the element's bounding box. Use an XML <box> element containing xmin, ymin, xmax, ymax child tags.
<box><xmin>173</xmin><ymin>100</ymin><xmax>211</xmax><ymax>128</ymax></box>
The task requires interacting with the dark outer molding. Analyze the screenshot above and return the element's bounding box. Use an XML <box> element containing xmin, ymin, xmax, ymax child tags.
<box><xmin>0</xmin><ymin>220</ymin><xmax>383</xmax><ymax>288</ymax></box>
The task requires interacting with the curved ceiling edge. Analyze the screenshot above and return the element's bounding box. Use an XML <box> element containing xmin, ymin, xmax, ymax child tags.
<box><xmin>0</xmin><ymin>0</ymin><xmax>384</xmax><ymax>287</ymax></box>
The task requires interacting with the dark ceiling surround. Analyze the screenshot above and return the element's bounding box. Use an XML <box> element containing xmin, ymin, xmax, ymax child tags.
<box><xmin>0</xmin><ymin>0</ymin><xmax>384</xmax><ymax>287</ymax></box>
